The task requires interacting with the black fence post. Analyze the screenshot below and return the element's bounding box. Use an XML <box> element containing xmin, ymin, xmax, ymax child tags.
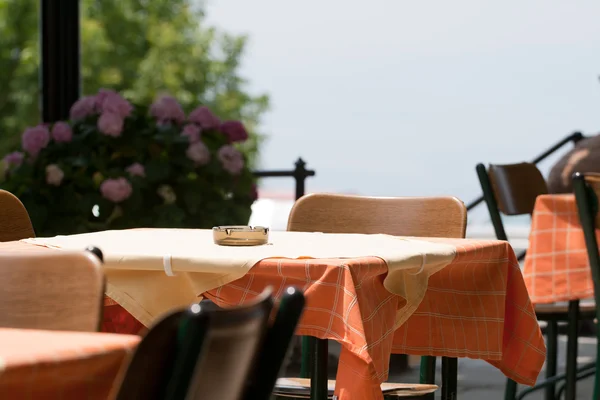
<box><xmin>294</xmin><ymin>158</ymin><xmax>310</xmax><ymax>200</ymax></box>
<box><xmin>40</xmin><ymin>0</ymin><xmax>80</xmax><ymax>122</ymax></box>
<box><xmin>253</xmin><ymin>158</ymin><xmax>316</xmax><ymax>200</ymax></box>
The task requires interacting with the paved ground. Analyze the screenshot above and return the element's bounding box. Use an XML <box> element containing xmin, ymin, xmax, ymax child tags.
<box><xmin>386</xmin><ymin>335</ymin><xmax>596</xmax><ymax>399</ymax></box>
<box><xmin>284</xmin><ymin>334</ymin><xmax>596</xmax><ymax>399</ymax></box>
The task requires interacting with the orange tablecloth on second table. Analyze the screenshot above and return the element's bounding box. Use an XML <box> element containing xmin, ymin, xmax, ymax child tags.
<box><xmin>523</xmin><ymin>194</ymin><xmax>597</xmax><ymax>304</ymax></box>
<box><xmin>0</xmin><ymin>328</ymin><xmax>139</xmax><ymax>399</ymax></box>
<box><xmin>207</xmin><ymin>237</ymin><xmax>545</xmax><ymax>399</ymax></box>
<box><xmin>3</xmin><ymin>238</ymin><xmax>545</xmax><ymax>400</ymax></box>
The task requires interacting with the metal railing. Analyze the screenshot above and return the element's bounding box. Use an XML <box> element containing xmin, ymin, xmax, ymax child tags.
<box><xmin>466</xmin><ymin>131</ymin><xmax>585</xmax><ymax>211</ymax></box>
<box><xmin>253</xmin><ymin>158</ymin><xmax>316</xmax><ymax>200</ymax></box>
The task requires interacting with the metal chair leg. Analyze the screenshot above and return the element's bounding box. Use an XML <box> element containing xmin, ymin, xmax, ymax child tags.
<box><xmin>441</xmin><ymin>357</ymin><xmax>457</xmax><ymax>400</ymax></box>
<box><xmin>556</xmin><ymin>363</ymin><xmax>597</xmax><ymax>399</ymax></box>
<box><xmin>505</xmin><ymin>379</ymin><xmax>518</xmax><ymax>400</ymax></box>
<box><xmin>301</xmin><ymin>336</ymin><xmax>311</xmax><ymax>378</ymax></box>
<box><xmin>419</xmin><ymin>356</ymin><xmax>436</xmax><ymax>400</ymax></box>
<box><xmin>545</xmin><ymin>321</ymin><xmax>558</xmax><ymax>400</ymax></box>
<box><xmin>420</xmin><ymin>356</ymin><xmax>436</xmax><ymax>383</ymax></box>
<box><xmin>310</xmin><ymin>337</ymin><xmax>328</xmax><ymax>400</ymax></box>
<box><xmin>565</xmin><ymin>300</ymin><xmax>580</xmax><ymax>400</ymax></box>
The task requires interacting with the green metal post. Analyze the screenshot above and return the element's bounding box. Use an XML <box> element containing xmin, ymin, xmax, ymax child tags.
<box><xmin>441</xmin><ymin>357</ymin><xmax>457</xmax><ymax>400</ymax></box>
<box><xmin>310</xmin><ymin>337</ymin><xmax>328</xmax><ymax>400</ymax></box>
<box><xmin>564</xmin><ymin>300</ymin><xmax>580</xmax><ymax>400</ymax></box>
<box><xmin>545</xmin><ymin>321</ymin><xmax>558</xmax><ymax>400</ymax></box>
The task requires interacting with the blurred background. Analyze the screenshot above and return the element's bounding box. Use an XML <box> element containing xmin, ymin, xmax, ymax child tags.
<box><xmin>2</xmin><ymin>0</ymin><xmax>600</xmax><ymax>235</ymax></box>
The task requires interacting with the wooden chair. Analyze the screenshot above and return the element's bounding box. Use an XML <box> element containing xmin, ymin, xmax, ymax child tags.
<box><xmin>274</xmin><ymin>193</ymin><xmax>468</xmax><ymax>400</ymax></box>
<box><xmin>244</xmin><ymin>286</ymin><xmax>306</xmax><ymax>399</ymax></box>
<box><xmin>114</xmin><ymin>287</ymin><xmax>303</xmax><ymax>400</ymax></box>
<box><xmin>571</xmin><ymin>172</ymin><xmax>600</xmax><ymax>400</ymax></box>
<box><xmin>0</xmin><ymin>250</ymin><xmax>105</xmax><ymax>331</ymax></box>
<box><xmin>111</xmin><ymin>309</ymin><xmax>183</xmax><ymax>400</ymax></box>
<box><xmin>0</xmin><ymin>189</ymin><xmax>35</xmax><ymax>241</ymax></box>
<box><xmin>476</xmin><ymin>162</ymin><xmax>597</xmax><ymax>400</ymax></box>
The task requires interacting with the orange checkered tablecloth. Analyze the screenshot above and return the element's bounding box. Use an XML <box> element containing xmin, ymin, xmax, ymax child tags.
<box><xmin>1</xmin><ymin>238</ymin><xmax>545</xmax><ymax>400</ymax></box>
<box><xmin>203</xmin><ymin>238</ymin><xmax>545</xmax><ymax>399</ymax></box>
<box><xmin>0</xmin><ymin>328</ymin><xmax>140</xmax><ymax>399</ymax></box>
<box><xmin>523</xmin><ymin>194</ymin><xmax>596</xmax><ymax>304</ymax></box>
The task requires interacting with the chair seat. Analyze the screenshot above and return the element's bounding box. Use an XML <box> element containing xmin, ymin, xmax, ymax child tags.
<box><xmin>535</xmin><ymin>301</ymin><xmax>596</xmax><ymax>317</ymax></box>
<box><xmin>273</xmin><ymin>377</ymin><xmax>438</xmax><ymax>398</ymax></box>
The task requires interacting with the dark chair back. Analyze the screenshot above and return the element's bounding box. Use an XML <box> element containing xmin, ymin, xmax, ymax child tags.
<box><xmin>114</xmin><ymin>287</ymin><xmax>302</xmax><ymax>400</ymax></box>
<box><xmin>476</xmin><ymin>162</ymin><xmax>547</xmax><ymax>242</ymax></box>
<box><xmin>243</xmin><ymin>286</ymin><xmax>306</xmax><ymax>399</ymax></box>
<box><xmin>112</xmin><ymin>310</ymin><xmax>183</xmax><ymax>400</ymax></box>
<box><xmin>571</xmin><ymin>172</ymin><xmax>600</xmax><ymax>399</ymax></box>
<box><xmin>167</xmin><ymin>288</ymin><xmax>274</xmax><ymax>400</ymax></box>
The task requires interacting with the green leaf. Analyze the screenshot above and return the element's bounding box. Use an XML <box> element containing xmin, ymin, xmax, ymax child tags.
<box><xmin>0</xmin><ymin>0</ymin><xmax>265</xmax><ymax>235</ymax></box>
<box><xmin>182</xmin><ymin>187</ymin><xmax>202</xmax><ymax>214</ymax></box>
<box><xmin>144</xmin><ymin>160</ymin><xmax>170</xmax><ymax>182</ymax></box>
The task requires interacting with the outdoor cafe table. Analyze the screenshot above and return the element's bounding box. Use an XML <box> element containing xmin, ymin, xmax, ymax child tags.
<box><xmin>4</xmin><ymin>229</ymin><xmax>546</xmax><ymax>400</ymax></box>
<box><xmin>523</xmin><ymin>194</ymin><xmax>596</xmax><ymax>303</ymax></box>
<box><xmin>0</xmin><ymin>328</ymin><xmax>139</xmax><ymax>399</ymax></box>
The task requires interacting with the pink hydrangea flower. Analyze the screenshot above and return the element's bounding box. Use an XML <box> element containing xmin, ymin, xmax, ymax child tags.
<box><xmin>3</xmin><ymin>151</ymin><xmax>24</xmax><ymax>168</ymax></box>
<box><xmin>188</xmin><ymin>106</ymin><xmax>220</xmax><ymax>129</ymax></box>
<box><xmin>126</xmin><ymin>162</ymin><xmax>145</xmax><ymax>177</ymax></box>
<box><xmin>220</xmin><ymin>121</ymin><xmax>249</xmax><ymax>143</ymax></box>
<box><xmin>100</xmin><ymin>178</ymin><xmax>133</xmax><ymax>203</ymax></box>
<box><xmin>45</xmin><ymin>164</ymin><xmax>64</xmax><ymax>186</ymax></box>
<box><xmin>186</xmin><ymin>141</ymin><xmax>210</xmax><ymax>165</ymax></box>
<box><xmin>217</xmin><ymin>145</ymin><xmax>244</xmax><ymax>175</ymax></box>
<box><xmin>22</xmin><ymin>125</ymin><xmax>50</xmax><ymax>157</ymax></box>
<box><xmin>69</xmin><ymin>96</ymin><xmax>96</xmax><ymax>120</ymax></box>
<box><xmin>181</xmin><ymin>124</ymin><xmax>201</xmax><ymax>143</ymax></box>
<box><xmin>150</xmin><ymin>95</ymin><xmax>186</xmax><ymax>124</ymax></box>
<box><xmin>51</xmin><ymin>122</ymin><xmax>73</xmax><ymax>143</ymax></box>
<box><xmin>97</xmin><ymin>113</ymin><xmax>124</xmax><ymax>137</ymax></box>
<box><xmin>96</xmin><ymin>89</ymin><xmax>133</xmax><ymax>118</ymax></box>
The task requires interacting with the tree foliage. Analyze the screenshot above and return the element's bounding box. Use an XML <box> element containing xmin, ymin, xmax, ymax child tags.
<box><xmin>0</xmin><ymin>0</ymin><xmax>268</xmax><ymax>164</ymax></box>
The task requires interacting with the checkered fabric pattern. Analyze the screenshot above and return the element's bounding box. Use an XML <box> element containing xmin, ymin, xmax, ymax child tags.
<box><xmin>523</xmin><ymin>194</ymin><xmax>596</xmax><ymax>303</ymax></box>
<box><xmin>0</xmin><ymin>238</ymin><xmax>545</xmax><ymax>400</ymax></box>
<box><xmin>202</xmin><ymin>237</ymin><xmax>545</xmax><ymax>400</ymax></box>
<box><xmin>0</xmin><ymin>328</ymin><xmax>139</xmax><ymax>399</ymax></box>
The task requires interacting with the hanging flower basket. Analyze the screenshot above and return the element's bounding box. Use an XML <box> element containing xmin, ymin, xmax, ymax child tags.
<box><xmin>1</xmin><ymin>89</ymin><xmax>258</xmax><ymax>236</ymax></box>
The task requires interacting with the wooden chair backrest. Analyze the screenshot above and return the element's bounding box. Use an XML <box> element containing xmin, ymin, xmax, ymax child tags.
<box><xmin>487</xmin><ymin>162</ymin><xmax>548</xmax><ymax>215</ymax></box>
<box><xmin>582</xmin><ymin>173</ymin><xmax>600</xmax><ymax>228</ymax></box>
<box><xmin>114</xmin><ymin>289</ymin><xmax>274</xmax><ymax>400</ymax></box>
<box><xmin>0</xmin><ymin>189</ymin><xmax>34</xmax><ymax>241</ymax></box>
<box><xmin>0</xmin><ymin>251</ymin><xmax>104</xmax><ymax>331</ymax></box>
<box><xmin>287</xmin><ymin>193</ymin><xmax>467</xmax><ymax>239</ymax></box>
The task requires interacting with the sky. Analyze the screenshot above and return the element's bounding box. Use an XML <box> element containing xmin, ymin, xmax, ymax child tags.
<box><xmin>205</xmin><ymin>0</ymin><xmax>600</xmax><ymax>207</ymax></box>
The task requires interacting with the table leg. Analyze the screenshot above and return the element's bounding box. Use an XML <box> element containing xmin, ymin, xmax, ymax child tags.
<box><xmin>419</xmin><ymin>356</ymin><xmax>436</xmax><ymax>400</ymax></box>
<box><xmin>441</xmin><ymin>357</ymin><xmax>457</xmax><ymax>400</ymax></box>
<box><xmin>310</xmin><ymin>337</ymin><xmax>328</xmax><ymax>400</ymax></box>
<box><xmin>420</xmin><ymin>356</ymin><xmax>436</xmax><ymax>384</ymax></box>
<box><xmin>504</xmin><ymin>379</ymin><xmax>517</xmax><ymax>400</ymax></box>
<box><xmin>545</xmin><ymin>321</ymin><xmax>558</xmax><ymax>400</ymax></box>
<box><xmin>301</xmin><ymin>336</ymin><xmax>311</xmax><ymax>378</ymax></box>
